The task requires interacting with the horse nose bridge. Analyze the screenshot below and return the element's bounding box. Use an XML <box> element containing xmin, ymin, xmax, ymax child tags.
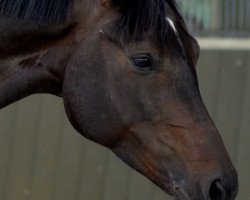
<box><xmin>164</xmin><ymin>88</ymin><xmax>214</xmax><ymax>129</ymax></box>
<box><xmin>163</xmin><ymin>111</ymin><xmax>236</xmax><ymax>174</ymax></box>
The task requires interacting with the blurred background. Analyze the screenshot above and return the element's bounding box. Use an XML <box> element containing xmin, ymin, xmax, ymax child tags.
<box><xmin>178</xmin><ymin>0</ymin><xmax>250</xmax><ymax>36</ymax></box>
<box><xmin>0</xmin><ymin>0</ymin><xmax>250</xmax><ymax>200</ymax></box>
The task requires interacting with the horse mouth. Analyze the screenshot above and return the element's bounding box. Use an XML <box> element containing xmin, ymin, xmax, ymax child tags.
<box><xmin>174</xmin><ymin>187</ymin><xmax>191</xmax><ymax>200</ymax></box>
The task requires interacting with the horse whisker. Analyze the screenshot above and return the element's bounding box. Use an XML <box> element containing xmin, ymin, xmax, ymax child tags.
<box><xmin>174</xmin><ymin>187</ymin><xmax>191</xmax><ymax>200</ymax></box>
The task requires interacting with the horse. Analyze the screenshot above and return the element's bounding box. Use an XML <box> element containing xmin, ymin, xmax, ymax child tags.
<box><xmin>0</xmin><ymin>0</ymin><xmax>238</xmax><ymax>199</ymax></box>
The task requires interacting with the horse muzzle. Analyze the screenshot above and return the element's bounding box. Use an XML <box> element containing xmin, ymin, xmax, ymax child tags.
<box><xmin>172</xmin><ymin>173</ymin><xmax>238</xmax><ymax>200</ymax></box>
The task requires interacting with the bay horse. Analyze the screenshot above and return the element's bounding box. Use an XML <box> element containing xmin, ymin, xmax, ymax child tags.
<box><xmin>0</xmin><ymin>0</ymin><xmax>238</xmax><ymax>199</ymax></box>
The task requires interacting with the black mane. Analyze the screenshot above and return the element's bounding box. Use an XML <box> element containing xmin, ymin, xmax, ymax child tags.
<box><xmin>109</xmin><ymin>0</ymin><xmax>184</xmax><ymax>43</ymax></box>
<box><xmin>0</xmin><ymin>0</ymin><xmax>72</xmax><ymax>23</ymax></box>
<box><xmin>0</xmin><ymin>0</ymin><xmax>185</xmax><ymax>41</ymax></box>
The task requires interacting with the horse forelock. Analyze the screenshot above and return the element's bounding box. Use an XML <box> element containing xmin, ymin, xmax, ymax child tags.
<box><xmin>0</xmin><ymin>0</ymin><xmax>72</xmax><ymax>24</ymax></box>
<box><xmin>108</xmin><ymin>0</ymin><xmax>185</xmax><ymax>45</ymax></box>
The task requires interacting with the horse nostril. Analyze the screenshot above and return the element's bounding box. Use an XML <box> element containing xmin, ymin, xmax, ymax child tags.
<box><xmin>209</xmin><ymin>180</ymin><xmax>227</xmax><ymax>200</ymax></box>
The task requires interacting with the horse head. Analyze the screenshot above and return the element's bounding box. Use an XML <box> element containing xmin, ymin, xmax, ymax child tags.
<box><xmin>62</xmin><ymin>0</ymin><xmax>238</xmax><ymax>199</ymax></box>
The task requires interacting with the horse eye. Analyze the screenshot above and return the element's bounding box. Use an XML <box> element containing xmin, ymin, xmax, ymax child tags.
<box><xmin>131</xmin><ymin>55</ymin><xmax>153</xmax><ymax>72</ymax></box>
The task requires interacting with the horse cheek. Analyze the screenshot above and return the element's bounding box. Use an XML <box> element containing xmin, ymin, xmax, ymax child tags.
<box><xmin>62</xmin><ymin>51</ymin><xmax>125</xmax><ymax>147</ymax></box>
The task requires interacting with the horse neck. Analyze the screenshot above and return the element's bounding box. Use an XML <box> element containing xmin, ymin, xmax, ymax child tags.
<box><xmin>0</xmin><ymin>42</ymin><xmax>73</xmax><ymax>108</ymax></box>
<box><xmin>0</xmin><ymin>0</ymin><xmax>98</xmax><ymax>108</ymax></box>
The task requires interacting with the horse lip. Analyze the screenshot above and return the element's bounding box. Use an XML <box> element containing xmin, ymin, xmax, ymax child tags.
<box><xmin>174</xmin><ymin>187</ymin><xmax>191</xmax><ymax>200</ymax></box>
